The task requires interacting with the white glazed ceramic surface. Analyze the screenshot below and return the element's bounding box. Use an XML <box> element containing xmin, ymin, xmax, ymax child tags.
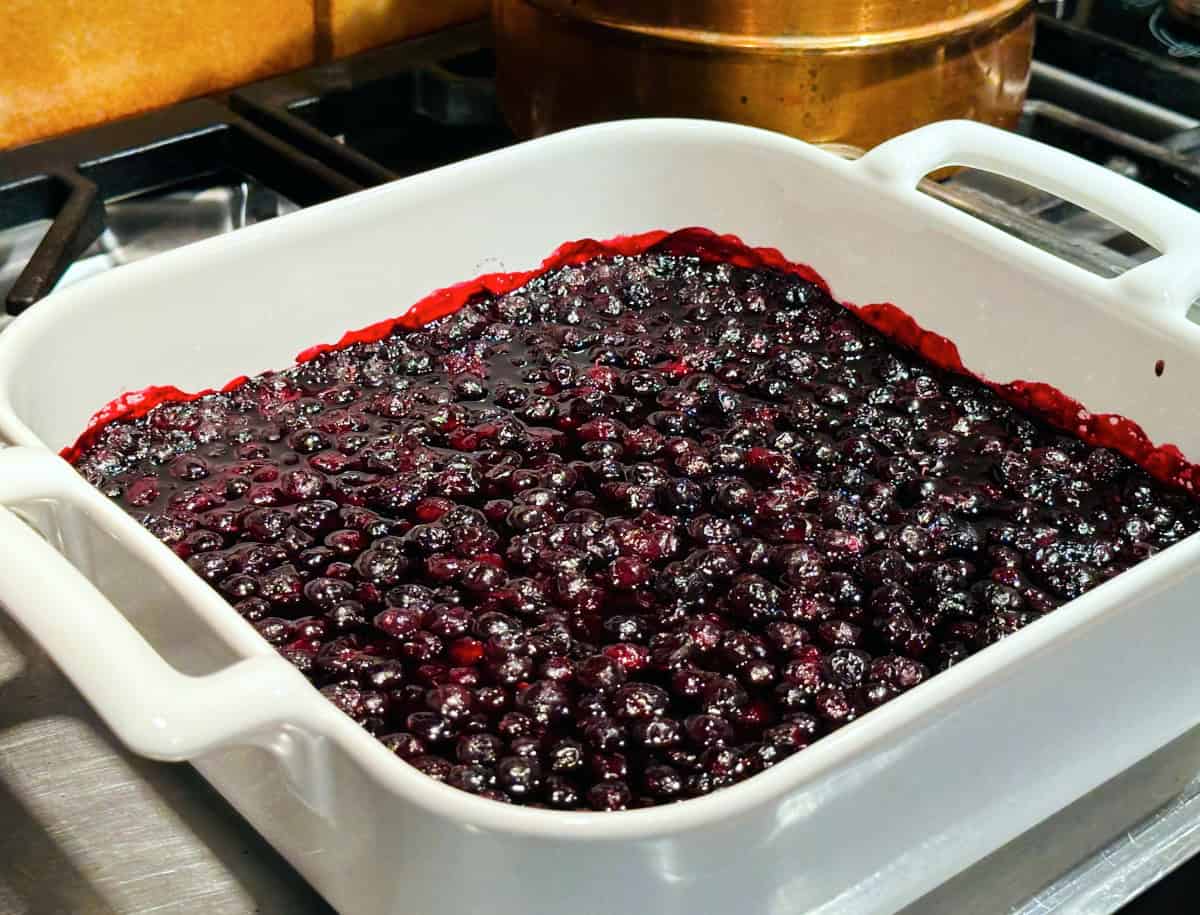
<box><xmin>1</xmin><ymin>120</ymin><xmax>1200</xmax><ymax>915</ymax></box>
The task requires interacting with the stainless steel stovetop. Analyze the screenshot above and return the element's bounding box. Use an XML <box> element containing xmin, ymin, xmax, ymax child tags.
<box><xmin>3</xmin><ymin>14</ymin><xmax>1200</xmax><ymax>915</ymax></box>
<box><xmin>0</xmin><ymin>181</ymin><xmax>297</xmax><ymax>311</ymax></box>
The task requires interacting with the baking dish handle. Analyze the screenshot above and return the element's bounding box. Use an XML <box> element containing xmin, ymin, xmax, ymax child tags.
<box><xmin>0</xmin><ymin>445</ymin><xmax>316</xmax><ymax>762</ymax></box>
<box><xmin>857</xmin><ymin>119</ymin><xmax>1200</xmax><ymax>320</ymax></box>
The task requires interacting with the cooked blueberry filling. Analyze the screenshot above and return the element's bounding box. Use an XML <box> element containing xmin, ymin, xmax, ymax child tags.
<box><xmin>74</xmin><ymin>250</ymin><xmax>1200</xmax><ymax>810</ymax></box>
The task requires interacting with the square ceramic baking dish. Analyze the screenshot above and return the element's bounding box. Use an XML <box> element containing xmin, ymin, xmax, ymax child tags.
<box><xmin>1</xmin><ymin>119</ymin><xmax>1200</xmax><ymax>915</ymax></box>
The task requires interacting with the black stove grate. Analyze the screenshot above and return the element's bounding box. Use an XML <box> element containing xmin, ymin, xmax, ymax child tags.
<box><xmin>230</xmin><ymin>21</ymin><xmax>512</xmax><ymax>185</ymax></box>
<box><xmin>1035</xmin><ymin>8</ymin><xmax>1200</xmax><ymax>122</ymax></box>
<box><xmin>0</xmin><ymin>99</ymin><xmax>363</xmax><ymax>315</ymax></box>
<box><xmin>1023</xmin><ymin>99</ymin><xmax>1200</xmax><ymax>206</ymax></box>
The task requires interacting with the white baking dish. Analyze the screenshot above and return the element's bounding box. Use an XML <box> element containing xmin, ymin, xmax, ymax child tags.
<box><xmin>1</xmin><ymin>119</ymin><xmax>1200</xmax><ymax>915</ymax></box>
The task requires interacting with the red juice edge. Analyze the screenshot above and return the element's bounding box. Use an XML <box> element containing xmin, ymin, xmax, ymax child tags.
<box><xmin>60</xmin><ymin>227</ymin><xmax>1200</xmax><ymax>494</ymax></box>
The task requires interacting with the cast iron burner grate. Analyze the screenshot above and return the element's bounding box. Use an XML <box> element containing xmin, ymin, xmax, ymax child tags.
<box><xmin>230</xmin><ymin>21</ymin><xmax>513</xmax><ymax>184</ymax></box>
<box><xmin>0</xmin><ymin>99</ymin><xmax>362</xmax><ymax>315</ymax></box>
<box><xmin>1035</xmin><ymin>3</ymin><xmax>1200</xmax><ymax>121</ymax></box>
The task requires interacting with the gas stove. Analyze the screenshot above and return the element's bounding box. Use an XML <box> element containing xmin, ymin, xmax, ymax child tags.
<box><xmin>0</xmin><ymin>25</ymin><xmax>505</xmax><ymax>317</ymax></box>
<box><xmin>2</xmin><ymin>10</ymin><xmax>1200</xmax><ymax>915</ymax></box>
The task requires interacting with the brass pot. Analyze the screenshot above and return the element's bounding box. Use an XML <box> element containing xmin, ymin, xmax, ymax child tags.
<box><xmin>493</xmin><ymin>0</ymin><xmax>1035</xmax><ymax>150</ymax></box>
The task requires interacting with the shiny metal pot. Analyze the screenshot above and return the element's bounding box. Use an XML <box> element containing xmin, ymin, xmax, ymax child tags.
<box><xmin>493</xmin><ymin>0</ymin><xmax>1035</xmax><ymax>150</ymax></box>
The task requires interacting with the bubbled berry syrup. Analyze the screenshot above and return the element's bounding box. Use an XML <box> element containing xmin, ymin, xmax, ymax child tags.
<box><xmin>70</xmin><ymin>227</ymin><xmax>1200</xmax><ymax>811</ymax></box>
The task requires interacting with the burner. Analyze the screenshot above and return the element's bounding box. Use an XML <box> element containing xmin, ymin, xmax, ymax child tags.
<box><xmin>1150</xmin><ymin>4</ymin><xmax>1200</xmax><ymax>57</ymax></box>
<box><xmin>1037</xmin><ymin>5</ymin><xmax>1200</xmax><ymax>119</ymax></box>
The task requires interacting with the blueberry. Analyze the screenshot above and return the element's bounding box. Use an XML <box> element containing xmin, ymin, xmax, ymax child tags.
<box><xmin>497</xmin><ymin>756</ymin><xmax>543</xmax><ymax>799</ymax></box>
<box><xmin>587</xmin><ymin>781</ymin><xmax>632</xmax><ymax>811</ymax></box>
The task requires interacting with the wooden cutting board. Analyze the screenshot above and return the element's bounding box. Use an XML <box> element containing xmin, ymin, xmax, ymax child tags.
<box><xmin>0</xmin><ymin>0</ymin><xmax>489</xmax><ymax>151</ymax></box>
<box><xmin>318</xmin><ymin>0</ymin><xmax>488</xmax><ymax>59</ymax></box>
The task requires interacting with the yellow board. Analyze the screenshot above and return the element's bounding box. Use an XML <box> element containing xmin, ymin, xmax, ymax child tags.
<box><xmin>0</xmin><ymin>0</ymin><xmax>490</xmax><ymax>150</ymax></box>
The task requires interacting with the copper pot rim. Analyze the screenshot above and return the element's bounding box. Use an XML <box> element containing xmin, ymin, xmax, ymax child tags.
<box><xmin>520</xmin><ymin>0</ymin><xmax>1034</xmax><ymax>52</ymax></box>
